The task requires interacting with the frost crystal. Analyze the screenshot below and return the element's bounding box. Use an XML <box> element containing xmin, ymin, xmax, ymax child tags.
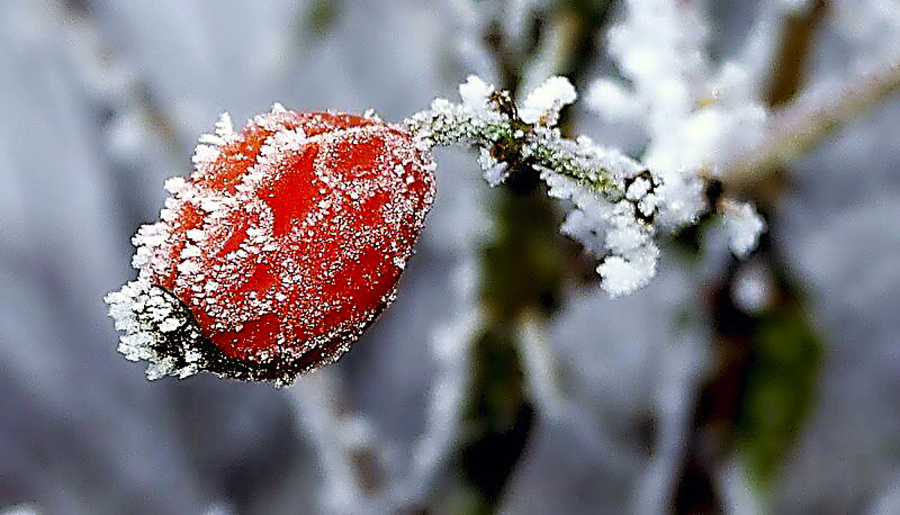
<box><xmin>581</xmin><ymin>0</ymin><xmax>775</xmax><ymax>266</ymax></box>
<box><xmin>104</xmin><ymin>277</ymin><xmax>206</xmax><ymax>380</ymax></box>
<box><xmin>721</xmin><ymin>200</ymin><xmax>766</xmax><ymax>259</ymax></box>
<box><xmin>459</xmin><ymin>75</ymin><xmax>494</xmax><ymax>113</ymax></box>
<box><xmin>477</xmin><ymin>147</ymin><xmax>509</xmax><ymax>186</ymax></box>
<box><xmin>519</xmin><ymin>76</ymin><xmax>577</xmax><ymax>125</ymax></box>
<box><xmin>596</xmin><ymin>252</ymin><xmax>659</xmax><ymax>298</ymax></box>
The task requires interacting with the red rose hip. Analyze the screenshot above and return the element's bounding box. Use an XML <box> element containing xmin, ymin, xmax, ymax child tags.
<box><xmin>106</xmin><ymin>105</ymin><xmax>435</xmax><ymax>385</ymax></box>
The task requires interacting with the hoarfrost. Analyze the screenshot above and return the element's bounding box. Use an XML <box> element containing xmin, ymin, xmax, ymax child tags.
<box><xmin>408</xmin><ymin>26</ymin><xmax>775</xmax><ymax>296</ymax></box>
<box><xmin>191</xmin><ymin>144</ymin><xmax>219</xmax><ymax>167</ymax></box>
<box><xmin>213</xmin><ymin>112</ymin><xmax>233</xmax><ymax>137</ymax></box>
<box><xmin>519</xmin><ymin>75</ymin><xmax>577</xmax><ymax>125</ymax></box>
<box><xmin>596</xmin><ymin>252</ymin><xmax>659</xmax><ymax>298</ymax></box>
<box><xmin>459</xmin><ymin>75</ymin><xmax>494</xmax><ymax>113</ymax></box>
<box><xmin>408</xmin><ymin>74</ymin><xmax>673</xmax><ymax>295</ymax></box>
<box><xmin>721</xmin><ymin>199</ymin><xmax>766</xmax><ymax>259</ymax></box>
<box><xmin>477</xmin><ymin>147</ymin><xmax>509</xmax><ymax>186</ymax></box>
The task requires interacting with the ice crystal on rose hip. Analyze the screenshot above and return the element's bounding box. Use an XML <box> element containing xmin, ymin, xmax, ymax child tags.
<box><xmin>106</xmin><ymin>106</ymin><xmax>435</xmax><ymax>385</ymax></box>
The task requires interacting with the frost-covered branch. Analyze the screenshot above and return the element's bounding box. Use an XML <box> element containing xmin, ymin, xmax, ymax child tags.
<box><xmin>725</xmin><ymin>60</ymin><xmax>900</xmax><ymax>191</ymax></box>
<box><xmin>407</xmin><ymin>76</ymin><xmax>635</xmax><ymax>194</ymax></box>
<box><xmin>406</xmin><ymin>75</ymin><xmax>763</xmax><ymax>296</ymax></box>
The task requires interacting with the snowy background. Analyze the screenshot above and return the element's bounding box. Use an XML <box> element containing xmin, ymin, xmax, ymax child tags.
<box><xmin>1</xmin><ymin>0</ymin><xmax>900</xmax><ymax>513</ymax></box>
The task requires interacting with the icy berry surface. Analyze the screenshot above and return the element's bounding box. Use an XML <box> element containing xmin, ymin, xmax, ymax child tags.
<box><xmin>106</xmin><ymin>106</ymin><xmax>435</xmax><ymax>384</ymax></box>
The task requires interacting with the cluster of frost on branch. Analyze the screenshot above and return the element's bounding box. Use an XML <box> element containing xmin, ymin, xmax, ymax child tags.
<box><xmin>721</xmin><ymin>199</ymin><xmax>767</xmax><ymax>259</ymax></box>
<box><xmin>406</xmin><ymin>72</ymin><xmax>764</xmax><ymax>296</ymax></box>
<box><xmin>587</xmin><ymin>0</ymin><xmax>770</xmax><ymax>251</ymax></box>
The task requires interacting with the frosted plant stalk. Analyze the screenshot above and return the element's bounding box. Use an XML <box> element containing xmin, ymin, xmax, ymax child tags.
<box><xmin>406</xmin><ymin>75</ymin><xmax>764</xmax><ymax>296</ymax></box>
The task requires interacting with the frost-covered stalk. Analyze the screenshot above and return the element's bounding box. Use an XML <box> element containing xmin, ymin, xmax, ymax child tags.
<box><xmin>406</xmin><ymin>75</ymin><xmax>764</xmax><ymax>296</ymax></box>
<box><xmin>725</xmin><ymin>60</ymin><xmax>900</xmax><ymax>190</ymax></box>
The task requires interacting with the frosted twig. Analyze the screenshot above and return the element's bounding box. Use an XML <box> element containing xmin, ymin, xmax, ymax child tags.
<box><xmin>395</xmin><ymin>306</ymin><xmax>479</xmax><ymax>506</ymax></box>
<box><xmin>724</xmin><ymin>61</ymin><xmax>900</xmax><ymax>190</ymax></box>
<box><xmin>406</xmin><ymin>77</ymin><xmax>640</xmax><ymax>198</ymax></box>
<box><xmin>289</xmin><ymin>374</ymin><xmax>370</xmax><ymax>513</ymax></box>
<box><xmin>516</xmin><ymin>314</ymin><xmax>643</xmax><ymax>469</ymax></box>
<box><xmin>406</xmin><ymin>76</ymin><xmax>670</xmax><ymax>296</ymax></box>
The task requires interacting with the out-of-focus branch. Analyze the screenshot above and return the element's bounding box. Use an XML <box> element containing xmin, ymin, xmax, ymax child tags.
<box><xmin>444</xmin><ymin>2</ymin><xmax>618</xmax><ymax>512</ymax></box>
<box><xmin>766</xmin><ymin>0</ymin><xmax>829</xmax><ymax>108</ymax></box>
<box><xmin>675</xmin><ymin>2</ymin><xmax>831</xmax><ymax>513</ymax></box>
<box><xmin>408</xmin><ymin>78</ymin><xmax>668</xmax><ymax>297</ymax></box>
<box><xmin>725</xmin><ymin>60</ymin><xmax>900</xmax><ymax>193</ymax></box>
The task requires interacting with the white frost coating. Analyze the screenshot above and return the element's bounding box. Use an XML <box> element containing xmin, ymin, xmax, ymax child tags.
<box><xmin>583</xmin><ymin>0</ymin><xmax>774</xmax><ymax>267</ymax></box>
<box><xmin>409</xmin><ymin>63</ymin><xmax>769</xmax><ymax>296</ymax></box>
<box><xmin>587</xmin><ymin>78</ymin><xmax>645</xmax><ymax>123</ymax></box>
<box><xmin>589</xmin><ymin>0</ymin><xmax>769</xmax><ymax>233</ymax></box>
<box><xmin>477</xmin><ymin>147</ymin><xmax>509</xmax><ymax>186</ymax></box>
<box><xmin>407</xmin><ymin>67</ymin><xmax>770</xmax><ymax>294</ymax></box>
<box><xmin>519</xmin><ymin>75</ymin><xmax>577</xmax><ymax>125</ymax></box>
<box><xmin>185</xmin><ymin>229</ymin><xmax>206</xmax><ymax>242</ymax></box>
<box><xmin>104</xmin><ymin>275</ymin><xmax>204</xmax><ymax>380</ymax></box>
<box><xmin>626</xmin><ymin>177</ymin><xmax>651</xmax><ymax>200</ymax></box>
<box><xmin>257</xmin><ymin>128</ymin><xmax>309</xmax><ymax>167</ymax></box>
<box><xmin>197</xmin><ymin>114</ymin><xmax>238</xmax><ymax>149</ymax></box>
<box><xmin>406</xmin><ymin>74</ymin><xmax>674</xmax><ymax>296</ymax></box>
<box><xmin>596</xmin><ymin>251</ymin><xmax>659</xmax><ymax>297</ymax></box>
<box><xmin>598</xmin><ymin>201</ymin><xmax>660</xmax><ymax>296</ymax></box>
<box><xmin>191</xmin><ymin>144</ymin><xmax>219</xmax><ymax>167</ymax></box>
<box><xmin>721</xmin><ymin>200</ymin><xmax>766</xmax><ymax>258</ymax></box>
<box><xmin>164</xmin><ymin>176</ymin><xmax>188</xmax><ymax>196</ymax></box>
<box><xmin>214</xmin><ymin>112</ymin><xmax>234</xmax><ymax>137</ymax></box>
<box><xmin>459</xmin><ymin>75</ymin><xmax>494</xmax><ymax>113</ymax></box>
<box><xmin>541</xmin><ymin>169</ymin><xmax>660</xmax><ymax>296</ymax></box>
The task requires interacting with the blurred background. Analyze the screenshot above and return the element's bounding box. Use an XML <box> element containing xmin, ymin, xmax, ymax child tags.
<box><xmin>1</xmin><ymin>0</ymin><xmax>899</xmax><ymax>513</ymax></box>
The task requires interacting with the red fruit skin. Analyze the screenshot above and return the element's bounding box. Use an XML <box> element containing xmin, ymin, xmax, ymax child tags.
<box><xmin>127</xmin><ymin>108</ymin><xmax>434</xmax><ymax>383</ymax></box>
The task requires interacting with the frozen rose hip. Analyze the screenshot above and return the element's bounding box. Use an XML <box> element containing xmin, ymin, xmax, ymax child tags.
<box><xmin>106</xmin><ymin>106</ymin><xmax>435</xmax><ymax>385</ymax></box>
